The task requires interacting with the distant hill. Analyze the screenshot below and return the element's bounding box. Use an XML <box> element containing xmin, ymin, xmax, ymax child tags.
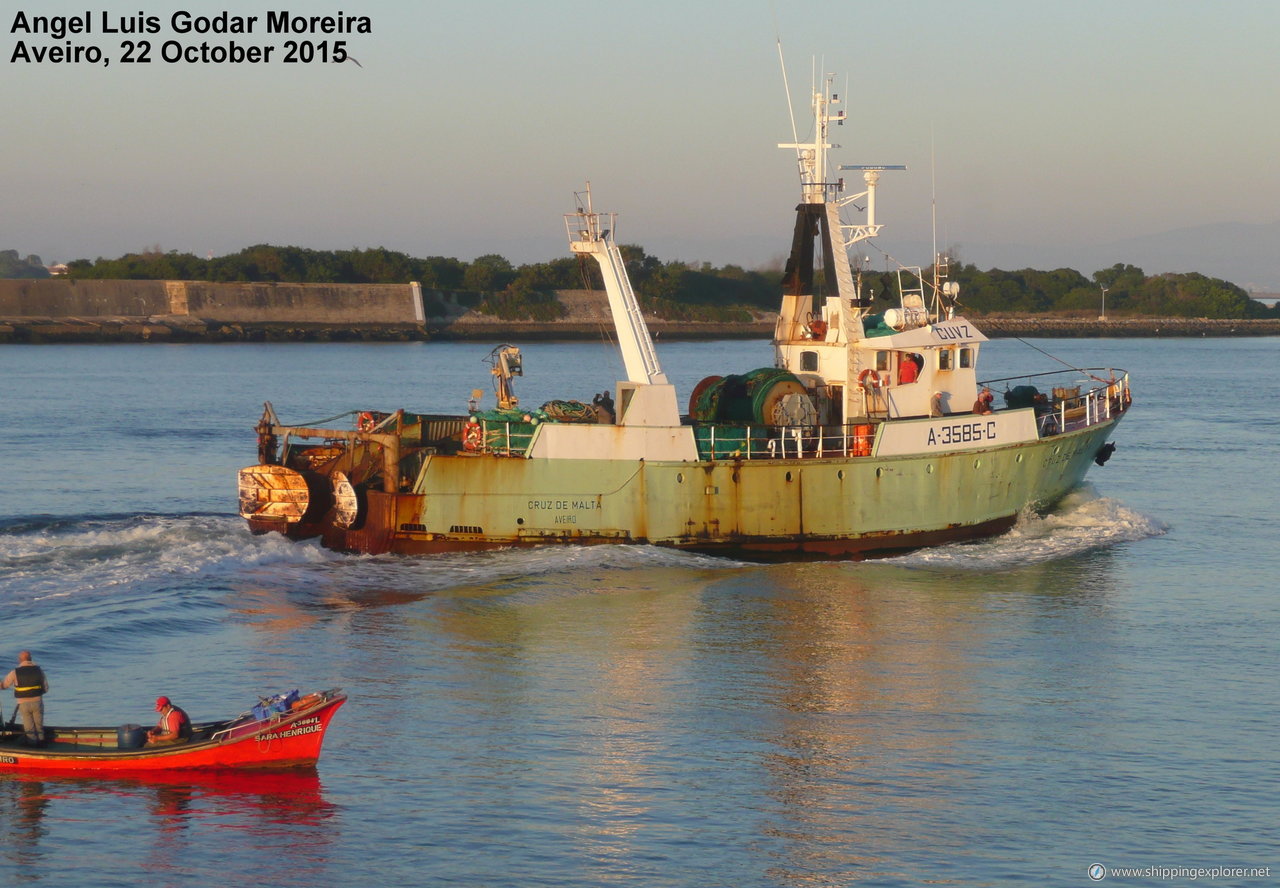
<box><xmin>960</xmin><ymin>220</ymin><xmax>1280</xmax><ymax>293</ymax></box>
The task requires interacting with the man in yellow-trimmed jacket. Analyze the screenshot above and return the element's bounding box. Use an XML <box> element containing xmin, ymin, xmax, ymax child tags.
<box><xmin>2</xmin><ymin>650</ymin><xmax>49</xmax><ymax>746</ymax></box>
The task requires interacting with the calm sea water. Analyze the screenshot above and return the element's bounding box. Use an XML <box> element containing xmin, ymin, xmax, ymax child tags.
<box><xmin>1</xmin><ymin>336</ymin><xmax>1276</xmax><ymax>887</ymax></box>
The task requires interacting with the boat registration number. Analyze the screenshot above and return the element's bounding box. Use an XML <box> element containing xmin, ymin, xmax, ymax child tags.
<box><xmin>0</xmin><ymin>755</ymin><xmax>16</xmax><ymax>764</ymax></box>
<box><xmin>878</xmin><ymin>411</ymin><xmax>1035</xmax><ymax>457</ymax></box>
<box><xmin>927</xmin><ymin>420</ymin><xmax>997</xmax><ymax>447</ymax></box>
<box><xmin>256</xmin><ymin>715</ymin><xmax>322</xmax><ymax>742</ymax></box>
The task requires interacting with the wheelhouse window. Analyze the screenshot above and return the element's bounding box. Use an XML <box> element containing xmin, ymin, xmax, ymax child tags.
<box><xmin>875</xmin><ymin>350</ymin><xmax>891</xmax><ymax>371</ymax></box>
<box><xmin>938</xmin><ymin>349</ymin><xmax>954</xmax><ymax>371</ymax></box>
<box><xmin>959</xmin><ymin>347</ymin><xmax>973</xmax><ymax>369</ymax></box>
<box><xmin>800</xmin><ymin>350</ymin><xmax>818</xmax><ymax>372</ymax></box>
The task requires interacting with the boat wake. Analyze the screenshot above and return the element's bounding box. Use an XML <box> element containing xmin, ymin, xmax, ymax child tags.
<box><xmin>0</xmin><ymin>513</ymin><xmax>336</xmax><ymax>603</ymax></box>
<box><xmin>236</xmin><ymin>539</ymin><xmax>743</xmax><ymax>605</ymax></box>
<box><xmin>0</xmin><ymin>513</ymin><xmax>741</xmax><ymax>605</ymax></box>
<box><xmin>888</xmin><ymin>487</ymin><xmax>1166</xmax><ymax>570</ymax></box>
<box><xmin>0</xmin><ymin>492</ymin><xmax>1159</xmax><ymax>605</ymax></box>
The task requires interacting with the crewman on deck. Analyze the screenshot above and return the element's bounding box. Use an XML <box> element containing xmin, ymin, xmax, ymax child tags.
<box><xmin>1</xmin><ymin>650</ymin><xmax>49</xmax><ymax>746</ymax></box>
<box><xmin>592</xmin><ymin>390</ymin><xmax>615</xmax><ymax>423</ymax></box>
<box><xmin>899</xmin><ymin>354</ymin><xmax>920</xmax><ymax>385</ymax></box>
<box><xmin>973</xmin><ymin>387</ymin><xmax>995</xmax><ymax>415</ymax></box>
<box><xmin>147</xmin><ymin>696</ymin><xmax>193</xmax><ymax>746</ymax></box>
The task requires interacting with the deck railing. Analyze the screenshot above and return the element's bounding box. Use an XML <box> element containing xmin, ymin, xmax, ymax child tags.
<box><xmin>691</xmin><ymin>422</ymin><xmax>875</xmax><ymax>461</ymax></box>
<box><xmin>1012</xmin><ymin>370</ymin><xmax>1131</xmax><ymax>436</ymax></box>
<box><xmin>469</xmin><ymin>369</ymin><xmax>1129</xmax><ymax>461</ymax></box>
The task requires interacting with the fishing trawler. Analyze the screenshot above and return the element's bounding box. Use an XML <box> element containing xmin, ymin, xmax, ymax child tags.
<box><xmin>237</xmin><ymin>79</ymin><xmax>1130</xmax><ymax>560</ymax></box>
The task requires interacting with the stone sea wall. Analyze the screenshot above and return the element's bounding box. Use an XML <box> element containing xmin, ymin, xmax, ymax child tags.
<box><xmin>0</xmin><ymin>278</ymin><xmax>173</xmax><ymax>318</ymax></box>
<box><xmin>0</xmin><ymin>280</ymin><xmax>775</xmax><ymax>342</ymax></box>
<box><xmin>2</xmin><ymin>278</ymin><xmax>1278</xmax><ymax>342</ymax></box>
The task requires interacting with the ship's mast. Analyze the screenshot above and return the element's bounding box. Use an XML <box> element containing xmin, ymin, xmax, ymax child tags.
<box><xmin>777</xmin><ymin>80</ymin><xmax>843</xmax><ymax>208</ymax></box>
<box><xmin>837</xmin><ymin>164</ymin><xmax>906</xmax><ymax>248</ymax></box>
<box><xmin>776</xmin><ymin>75</ymin><xmax>905</xmax><ymax>321</ymax></box>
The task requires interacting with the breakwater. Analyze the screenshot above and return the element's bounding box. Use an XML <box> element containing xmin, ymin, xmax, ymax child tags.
<box><xmin>0</xmin><ymin>280</ymin><xmax>775</xmax><ymax>343</ymax></box>
<box><xmin>2</xmin><ymin>278</ymin><xmax>1278</xmax><ymax>342</ymax></box>
<box><xmin>977</xmin><ymin>317</ymin><xmax>1280</xmax><ymax>337</ymax></box>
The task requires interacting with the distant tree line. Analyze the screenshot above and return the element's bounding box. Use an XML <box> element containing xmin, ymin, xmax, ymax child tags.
<box><xmin>0</xmin><ymin>250</ymin><xmax>50</xmax><ymax>278</ymax></box>
<box><xmin>948</xmin><ymin>261</ymin><xmax>1274</xmax><ymax>320</ymax></box>
<box><xmin>5</xmin><ymin>243</ymin><xmax>1274</xmax><ymax>320</ymax></box>
<box><xmin>58</xmin><ymin>244</ymin><xmax>784</xmax><ymax>321</ymax></box>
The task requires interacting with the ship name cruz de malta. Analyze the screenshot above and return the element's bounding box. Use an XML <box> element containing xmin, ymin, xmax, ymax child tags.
<box><xmin>238</xmin><ymin>77</ymin><xmax>1132</xmax><ymax>560</ymax></box>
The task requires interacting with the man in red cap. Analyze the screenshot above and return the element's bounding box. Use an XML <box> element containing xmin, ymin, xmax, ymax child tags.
<box><xmin>146</xmin><ymin>696</ymin><xmax>193</xmax><ymax>746</ymax></box>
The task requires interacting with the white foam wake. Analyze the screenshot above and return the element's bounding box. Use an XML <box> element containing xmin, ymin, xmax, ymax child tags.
<box><xmin>888</xmin><ymin>487</ymin><xmax>1167</xmax><ymax>570</ymax></box>
<box><xmin>0</xmin><ymin>515</ymin><xmax>337</xmax><ymax>602</ymax></box>
<box><xmin>238</xmin><ymin>540</ymin><xmax>742</xmax><ymax>600</ymax></box>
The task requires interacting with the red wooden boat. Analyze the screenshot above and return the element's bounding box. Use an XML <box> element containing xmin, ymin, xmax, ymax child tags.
<box><xmin>0</xmin><ymin>688</ymin><xmax>345</xmax><ymax>774</ymax></box>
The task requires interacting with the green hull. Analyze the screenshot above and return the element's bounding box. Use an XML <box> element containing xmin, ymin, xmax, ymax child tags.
<box><xmin>318</xmin><ymin>415</ymin><xmax>1119</xmax><ymax>560</ymax></box>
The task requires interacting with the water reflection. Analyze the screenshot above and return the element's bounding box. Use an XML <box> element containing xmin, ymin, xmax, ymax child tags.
<box><xmin>740</xmin><ymin>558</ymin><xmax>1123</xmax><ymax>883</ymax></box>
<box><xmin>0</xmin><ymin>774</ymin><xmax>49</xmax><ymax>868</ymax></box>
<box><xmin>406</xmin><ymin>564</ymin><xmax>720</xmax><ymax>883</ymax></box>
<box><xmin>220</xmin><ymin>541</ymin><xmax>1126</xmax><ymax>885</ymax></box>
<box><xmin>0</xmin><ymin>769</ymin><xmax>337</xmax><ymax>881</ymax></box>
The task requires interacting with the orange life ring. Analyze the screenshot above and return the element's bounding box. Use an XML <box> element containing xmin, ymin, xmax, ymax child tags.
<box><xmin>858</xmin><ymin>369</ymin><xmax>882</xmax><ymax>388</ymax></box>
<box><xmin>358</xmin><ymin>411</ymin><xmax>377</xmax><ymax>432</ymax></box>
<box><xmin>462</xmin><ymin>421</ymin><xmax>483</xmax><ymax>451</ymax></box>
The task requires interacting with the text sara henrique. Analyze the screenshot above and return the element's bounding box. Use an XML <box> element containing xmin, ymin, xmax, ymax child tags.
<box><xmin>9</xmin><ymin>10</ymin><xmax>372</xmax><ymax>66</ymax></box>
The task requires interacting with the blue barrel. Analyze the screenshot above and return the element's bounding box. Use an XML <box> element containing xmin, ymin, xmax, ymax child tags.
<box><xmin>117</xmin><ymin>723</ymin><xmax>147</xmax><ymax>749</ymax></box>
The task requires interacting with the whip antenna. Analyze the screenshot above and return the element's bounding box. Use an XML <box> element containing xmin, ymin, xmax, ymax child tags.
<box><xmin>776</xmin><ymin>38</ymin><xmax>799</xmax><ymax>147</ymax></box>
<box><xmin>931</xmin><ymin>128</ymin><xmax>938</xmax><ymax>285</ymax></box>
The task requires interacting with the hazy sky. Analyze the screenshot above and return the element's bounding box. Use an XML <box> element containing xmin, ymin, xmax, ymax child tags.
<box><xmin>5</xmin><ymin>0</ymin><xmax>1278</xmax><ymax>274</ymax></box>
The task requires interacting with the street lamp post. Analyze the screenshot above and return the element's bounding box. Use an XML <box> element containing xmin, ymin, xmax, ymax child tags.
<box><xmin>1099</xmin><ymin>286</ymin><xmax>1108</xmax><ymax>322</ymax></box>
